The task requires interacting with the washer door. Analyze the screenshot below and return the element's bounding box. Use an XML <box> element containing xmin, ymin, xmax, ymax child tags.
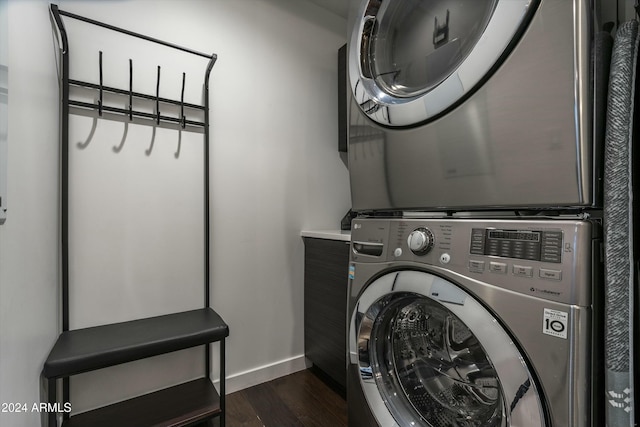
<box><xmin>350</xmin><ymin>270</ymin><xmax>546</xmax><ymax>426</ymax></box>
<box><xmin>349</xmin><ymin>0</ymin><xmax>536</xmax><ymax>127</ymax></box>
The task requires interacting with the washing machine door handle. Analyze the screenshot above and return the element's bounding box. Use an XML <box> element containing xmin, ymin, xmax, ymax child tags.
<box><xmin>359</xmin><ymin>15</ymin><xmax>376</xmax><ymax>80</ymax></box>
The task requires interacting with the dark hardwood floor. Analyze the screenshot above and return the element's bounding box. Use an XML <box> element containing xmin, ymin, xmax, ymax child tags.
<box><xmin>207</xmin><ymin>368</ymin><xmax>348</xmax><ymax>427</ymax></box>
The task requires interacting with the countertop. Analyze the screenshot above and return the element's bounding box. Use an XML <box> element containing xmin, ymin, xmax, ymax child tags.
<box><xmin>300</xmin><ymin>230</ymin><xmax>351</xmax><ymax>242</ymax></box>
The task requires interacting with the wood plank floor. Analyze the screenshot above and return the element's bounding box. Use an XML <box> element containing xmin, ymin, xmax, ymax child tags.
<box><xmin>208</xmin><ymin>369</ymin><xmax>347</xmax><ymax>427</ymax></box>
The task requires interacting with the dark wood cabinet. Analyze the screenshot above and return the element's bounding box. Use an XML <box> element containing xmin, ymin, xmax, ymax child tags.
<box><xmin>304</xmin><ymin>237</ymin><xmax>350</xmax><ymax>389</ymax></box>
<box><xmin>338</xmin><ymin>44</ymin><xmax>348</xmax><ymax>153</ymax></box>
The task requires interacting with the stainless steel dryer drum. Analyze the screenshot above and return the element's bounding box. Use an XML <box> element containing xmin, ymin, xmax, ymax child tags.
<box><xmin>347</xmin><ymin>218</ymin><xmax>602</xmax><ymax>426</ymax></box>
<box><xmin>347</xmin><ymin>0</ymin><xmax>610</xmax><ymax>211</ymax></box>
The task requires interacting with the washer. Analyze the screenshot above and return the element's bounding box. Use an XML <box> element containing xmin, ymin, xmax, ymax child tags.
<box><xmin>347</xmin><ymin>0</ymin><xmax>610</xmax><ymax>211</ymax></box>
<box><xmin>347</xmin><ymin>217</ymin><xmax>602</xmax><ymax>426</ymax></box>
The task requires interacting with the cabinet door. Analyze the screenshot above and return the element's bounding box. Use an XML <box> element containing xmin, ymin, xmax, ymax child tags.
<box><xmin>304</xmin><ymin>238</ymin><xmax>350</xmax><ymax>389</ymax></box>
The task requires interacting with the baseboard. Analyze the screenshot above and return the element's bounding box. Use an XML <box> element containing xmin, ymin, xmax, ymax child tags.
<box><xmin>213</xmin><ymin>354</ymin><xmax>310</xmax><ymax>394</ymax></box>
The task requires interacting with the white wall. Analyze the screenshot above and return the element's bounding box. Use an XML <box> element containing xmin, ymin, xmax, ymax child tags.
<box><xmin>0</xmin><ymin>1</ymin><xmax>60</xmax><ymax>426</ymax></box>
<box><xmin>0</xmin><ymin>0</ymin><xmax>7</xmax><ymax>225</ymax></box>
<box><xmin>0</xmin><ymin>0</ymin><xmax>349</xmax><ymax>424</ymax></box>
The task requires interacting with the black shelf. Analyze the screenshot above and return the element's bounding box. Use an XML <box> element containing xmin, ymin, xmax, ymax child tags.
<box><xmin>43</xmin><ymin>308</ymin><xmax>228</xmax><ymax>379</ymax></box>
<box><xmin>61</xmin><ymin>378</ymin><xmax>220</xmax><ymax>427</ymax></box>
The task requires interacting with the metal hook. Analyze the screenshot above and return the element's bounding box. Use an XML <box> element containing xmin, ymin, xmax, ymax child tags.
<box><xmin>98</xmin><ymin>51</ymin><xmax>103</xmax><ymax>116</ymax></box>
<box><xmin>180</xmin><ymin>73</ymin><xmax>186</xmax><ymax>129</ymax></box>
<box><xmin>128</xmin><ymin>59</ymin><xmax>133</xmax><ymax>121</ymax></box>
<box><xmin>155</xmin><ymin>65</ymin><xmax>161</xmax><ymax>125</ymax></box>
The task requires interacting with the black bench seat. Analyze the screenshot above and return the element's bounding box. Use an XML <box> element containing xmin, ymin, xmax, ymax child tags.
<box><xmin>43</xmin><ymin>308</ymin><xmax>229</xmax><ymax>379</ymax></box>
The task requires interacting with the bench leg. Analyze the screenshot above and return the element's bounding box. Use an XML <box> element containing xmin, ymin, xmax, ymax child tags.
<box><xmin>47</xmin><ymin>378</ymin><xmax>57</xmax><ymax>427</ymax></box>
<box><xmin>219</xmin><ymin>338</ymin><xmax>225</xmax><ymax>427</ymax></box>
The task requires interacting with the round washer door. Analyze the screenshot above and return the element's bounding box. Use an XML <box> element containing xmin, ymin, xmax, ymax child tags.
<box><xmin>350</xmin><ymin>270</ymin><xmax>546</xmax><ymax>426</ymax></box>
<box><xmin>349</xmin><ymin>0</ymin><xmax>536</xmax><ymax>127</ymax></box>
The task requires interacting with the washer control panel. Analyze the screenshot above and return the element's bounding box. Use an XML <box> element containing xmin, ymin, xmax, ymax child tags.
<box><xmin>470</xmin><ymin>228</ymin><xmax>563</xmax><ymax>263</ymax></box>
<box><xmin>350</xmin><ymin>217</ymin><xmax>598</xmax><ymax>306</ymax></box>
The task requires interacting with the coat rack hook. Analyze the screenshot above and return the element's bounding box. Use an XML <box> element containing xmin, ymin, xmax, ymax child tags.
<box><xmin>180</xmin><ymin>72</ymin><xmax>186</xmax><ymax>129</ymax></box>
<box><xmin>155</xmin><ymin>65</ymin><xmax>161</xmax><ymax>125</ymax></box>
<box><xmin>128</xmin><ymin>59</ymin><xmax>133</xmax><ymax>121</ymax></box>
<box><xmin>98</xmin><ymin>51</ymin><xmax>103</xmax><ymax>116</ymax></box>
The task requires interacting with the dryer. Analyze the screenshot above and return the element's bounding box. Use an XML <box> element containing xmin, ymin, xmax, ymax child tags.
<box><xmin>347</xmin><ymin>217</ymin><xmax>603</xmax><ymax>426</ymax></box>
<box><xmin>347</xmin><ymin>0</ymin><xmax>611</xmax><ymax>211</ymax></box>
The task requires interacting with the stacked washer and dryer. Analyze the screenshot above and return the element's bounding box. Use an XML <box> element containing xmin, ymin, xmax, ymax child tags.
<box><xmin>345</xmin><ymin>1</ymin><xmax>635</xmax><ymax>426</ymax></box>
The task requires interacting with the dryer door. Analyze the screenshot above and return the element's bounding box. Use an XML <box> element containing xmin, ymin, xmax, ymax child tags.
<box><xmin>349</xmin><ymin>0</ymin><xmax>536</xmax><ymax>127</ymax></box>
<box><xmin>350</xmin><ymin>270</ymin><xmax>546</xmax><ymax>426</ymax></box>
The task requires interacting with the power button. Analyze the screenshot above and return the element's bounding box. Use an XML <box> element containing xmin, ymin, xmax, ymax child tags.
<box><xmin>440</xmin><ymin>253</ymin><xmax>451</xmax><ymax>264</ymax></box>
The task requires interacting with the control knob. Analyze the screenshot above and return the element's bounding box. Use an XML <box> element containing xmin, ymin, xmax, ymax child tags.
<box><xmin>407</xmin><ymin>228</ymin><xmax>434</xmax><ymax>255</ymax></box>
